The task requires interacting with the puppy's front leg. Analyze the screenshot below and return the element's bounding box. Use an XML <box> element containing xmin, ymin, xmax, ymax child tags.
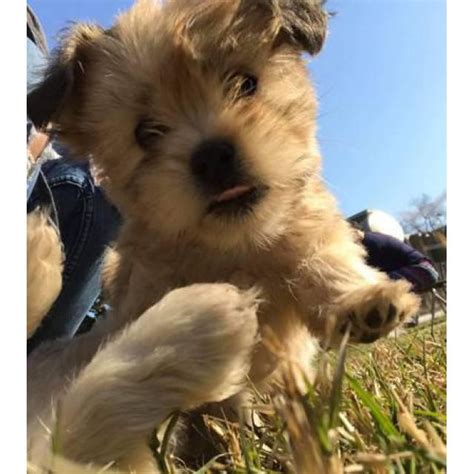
<box><xmin>54</xmin><ymin>283</ymin><xmax>259</xmax><ymax>472</ymax></box>
<box><xmin>294</xmin><ymin>232</ymin><xmax>420</xmax><ymax>347</ymax></box>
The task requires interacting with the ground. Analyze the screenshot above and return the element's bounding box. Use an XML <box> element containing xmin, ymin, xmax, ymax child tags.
<box><xmin>32</xmin><ymin>318</ymin><xmax>446</xmax><ymax>474</ymax></box>
<box><xmin>160</xmin><ymin>319</ymin><xmax>447</xmax><ymax>474</ymax></box>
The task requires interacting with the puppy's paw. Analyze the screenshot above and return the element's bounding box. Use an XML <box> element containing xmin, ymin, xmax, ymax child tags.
<box><xmin>27</xmin><ymin>210</ymin><xmax>63</xmax><ymax>337</ymax></box>
<box><xmin>63</xmin><ymin>284</ymin><xmax>260</xmax><ymax>425</ymax></box>
<box><xmin>113</xmin><ymin>283</ymin><xmax>261</xmax><ymax>406</ymax></box>
<box><xmin>56</xmin><ymin>284</ymin><xmax>260</xmax><ymax>466</ymax></box>
<box><xmin>146</xmin><ymin>283</ymin><xmax>261</xmax><ymax>405</ymax></box>
<box><xmin>331</xmin><ymin>280</ymin><xmax>420</xmax><ymax>345</ymax></box>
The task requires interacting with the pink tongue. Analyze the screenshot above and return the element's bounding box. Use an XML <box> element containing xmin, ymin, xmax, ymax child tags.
<box><xmin>215</xmin><ymin>185</ymin><xmax>252</xmax><ymax>203</ymax></box>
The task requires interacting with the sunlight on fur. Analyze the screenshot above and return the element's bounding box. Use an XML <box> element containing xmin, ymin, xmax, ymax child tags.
<box><xmin>27</xmin><ymin>210</ymin><xmax>63</xmax><ymax>338</ymax></box>
<box><xmin>27</xmin><ymin>0</ymin><xmax>420</xmax><ymax>471</ymax></box>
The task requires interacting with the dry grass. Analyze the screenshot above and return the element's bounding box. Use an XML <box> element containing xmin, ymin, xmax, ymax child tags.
<box><xmin>34</xmin><ymin>320</ymin><xmax>446</xmax><ymax>473</ymax></box>
<box><xmin>164</xmin><ymin>320</ymin><xmax>447</xmax><ymax>474</ymax></box>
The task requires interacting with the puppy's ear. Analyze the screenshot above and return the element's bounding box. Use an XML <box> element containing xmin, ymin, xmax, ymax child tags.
<box><xmin>27</xmin><ymin>24</ymin><xmax>104</xmax><ymax>130</ymax></box>
<box><xmin>274</xmin><ymin>0</ymin><xmax>328</xmax><ymax>55</ymax></box>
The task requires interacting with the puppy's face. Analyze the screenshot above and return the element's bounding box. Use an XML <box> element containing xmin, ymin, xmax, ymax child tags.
<box><xmin>29</xmin><ymin>0</ymin><xmax>328</xmax><ymax>250</ymax></box>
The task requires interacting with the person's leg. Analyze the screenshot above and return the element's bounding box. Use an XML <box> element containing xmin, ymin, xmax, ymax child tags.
<box><xmin>27</xmin><ymin>156</ymin><xmax>122</xmax><ymax>354</ymax></box>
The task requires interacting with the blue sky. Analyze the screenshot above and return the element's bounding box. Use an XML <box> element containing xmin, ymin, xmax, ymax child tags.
<box><xmin>29</xmin><ymin>0</ymin><xmax>446</xmax><ymax>218</ymax></box>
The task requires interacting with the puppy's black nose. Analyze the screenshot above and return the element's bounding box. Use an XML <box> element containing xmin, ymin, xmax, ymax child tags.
<box><xmin>191</xmin><ymin>138</ymin><xmax>239</xmax><ymax>194</ymax></box>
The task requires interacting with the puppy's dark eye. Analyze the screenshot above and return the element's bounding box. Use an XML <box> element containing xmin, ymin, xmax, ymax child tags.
<box><xmin>238</xmin><ymin>74</ymin><xmax>258</xmax><ymax>97</ymax></box>
<box><xmin>226</xmin><ymin>73</ymin><xmax>259</xmax><ymax>100</ymax></box>
<box><xmin>135</xmin><ymin>120</ymin><xmax>170</xmax><ymax>148</ymax></box>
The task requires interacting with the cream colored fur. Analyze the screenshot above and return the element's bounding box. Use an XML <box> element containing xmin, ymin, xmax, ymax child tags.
<box><xmin>28</xmin><ymin>284</ymin><xmax>259</xmax><ymax>472</ymax></box>
<box><xmin>27</xmin><ymin>210</ymin><xmax>63</xmax><ymax>338</ymax></box>
<box><xmin>27</xmin><ymin>1</ymin><xmax>420</xmax><ymax>471</ymax></box>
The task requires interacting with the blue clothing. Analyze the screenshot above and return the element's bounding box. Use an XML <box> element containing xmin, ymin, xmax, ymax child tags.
<box><xmin>362</xmin><ymin>231</ymin><xmax>439</xmax><ymax>293</ymax></box>
<box><xmin>27</xmin><ymin>157</ymin><xmax>121</xmax><ymax>354</ymax></box>
<box><xmin>363</xmin><ymin>231</ymin><xmax>426</xmax><ymax>271</ymax></box>
<box><xmin>27</xmin><ymin>7</ymin><xmax>121</xmax><ymax>354</ymax></box>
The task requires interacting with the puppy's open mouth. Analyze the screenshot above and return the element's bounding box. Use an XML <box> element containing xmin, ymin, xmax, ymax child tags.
<box><xmin>207</xmin><ymin>185</ymin><xmax>266</xmax><ymax>216</ymax></box>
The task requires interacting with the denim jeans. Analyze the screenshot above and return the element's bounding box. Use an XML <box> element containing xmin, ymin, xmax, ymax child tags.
<box><xmin>27</xmin><ymin>157</ymin><xmax>122</xmax><ymax>354</ymax></box>
<box><xmin>27</xmin><ymin>21</ymin><xmax>122</xmax><ymax>354</ymax></box>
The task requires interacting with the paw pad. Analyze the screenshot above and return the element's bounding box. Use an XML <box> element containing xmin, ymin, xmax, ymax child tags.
<box><xmin>365</xmin><ymin>309</ymin><xmax>383</xmax><ymax>329</ymax></box>
<box><xmin>386</xmin><ymin>303</ymin><xmax>397</xmax><ymax>324</ymax></box>
<box><xmin>359</xmin><ymin>332</ymin><xmax>380</xmax><ymax>344</ymax></box>
<box><xmin>331</xmin><ymin>281</ymin><xmax>420</xmax><ymax>347</ymax></box>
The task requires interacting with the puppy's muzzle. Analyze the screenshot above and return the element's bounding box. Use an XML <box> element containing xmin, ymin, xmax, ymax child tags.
<box><xmin>191</xmin><ymin>138</ymin><xmax>266</xmax><ymax>216</ymax></box>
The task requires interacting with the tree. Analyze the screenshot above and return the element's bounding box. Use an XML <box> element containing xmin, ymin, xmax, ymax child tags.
<box><xmin>400</xmin><ymin>192</ymin><xmax>446</xmax><ymax>234</ymax></box>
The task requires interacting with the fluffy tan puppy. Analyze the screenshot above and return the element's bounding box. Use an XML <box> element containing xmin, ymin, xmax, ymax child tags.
<box><xmin>27</xmin><ymin>0</ymin><xmax>420</xmax><ymax>471</ymax></box>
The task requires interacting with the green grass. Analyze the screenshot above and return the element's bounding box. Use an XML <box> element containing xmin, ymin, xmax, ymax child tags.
<box><xmin>36</xmin><ymin>322</ymin><xmax>446</xmax><ymax>473</ymax></box>
<box><xmin>170</xmin><ymin>322</ymin><xmax>447</xmax><ymax>473</ymax></box>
